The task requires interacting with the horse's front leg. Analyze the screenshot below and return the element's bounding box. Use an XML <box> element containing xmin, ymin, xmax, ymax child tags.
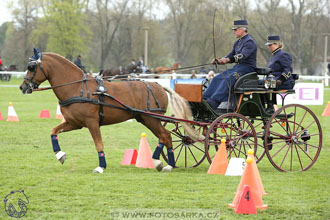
<box><xmin>50</xmin><ymin>121</ymin><xmax>82</xmax><ymax>165</ymax></box>
<box><xmin>87</xmin><ymin>124</ymin><xmax>107</xmax><ymax>173</ymax></box>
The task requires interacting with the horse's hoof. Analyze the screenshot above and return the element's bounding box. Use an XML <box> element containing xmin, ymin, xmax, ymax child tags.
<box><xmin>162</xmin><ymin>165</ymin><xmax>173</xmax><ymax>172</ymax></box>
<box><xmin>153</xmin><ymin>159</ymin><xmax>163</xmax><ymax>172</ymax></box>
<box><xmin>56</xmin><ymin>151</ymin><xmax>66</xmax><ymax>164</ymax></box>
<box><xmin>93</xmin><ymin>166</ymin><xmax>104</xmax><ymax>173</ymax></box>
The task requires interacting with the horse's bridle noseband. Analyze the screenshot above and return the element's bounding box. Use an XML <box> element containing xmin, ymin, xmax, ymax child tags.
<box><xmin>23</xmin><ymin>53</ymin><xmax>48</xmax><ymax>91</ymax></box>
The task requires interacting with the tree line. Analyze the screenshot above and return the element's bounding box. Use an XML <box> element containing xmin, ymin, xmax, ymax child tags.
<box><xmin>0</xmin><ymin>0</ymin><xmax>329</xmax><ymax>75</ymax></box>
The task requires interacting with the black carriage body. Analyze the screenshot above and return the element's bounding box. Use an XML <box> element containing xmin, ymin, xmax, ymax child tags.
<box><xmin>169</xmin><ymin>68</ymin><xmax>322</xmax><ymax>172</ymax></box>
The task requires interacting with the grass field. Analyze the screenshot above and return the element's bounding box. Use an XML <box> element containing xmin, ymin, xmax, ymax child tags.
<box><xmin>1</xmin><ymin>78</ymin><xmax>330</xmax><ymax>219</ymax></box>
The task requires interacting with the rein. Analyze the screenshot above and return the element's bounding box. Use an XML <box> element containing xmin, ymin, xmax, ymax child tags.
<box><xmin>33</xmin><ymin>74</ymin><xmax>120</xmax><ymax>91</ymax></box>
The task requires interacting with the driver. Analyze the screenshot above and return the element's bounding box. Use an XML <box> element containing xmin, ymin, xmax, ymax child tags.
<box><xmin>203</xmin><ymin>19</ymin><xmax>257</xmax><ymax>110</ymax></box>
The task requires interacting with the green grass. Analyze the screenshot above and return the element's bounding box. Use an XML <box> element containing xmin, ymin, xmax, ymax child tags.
<box><xmin>1</xmin><ymin>78</ymin><xmax>330</xmax><ymax>219</ymax></box>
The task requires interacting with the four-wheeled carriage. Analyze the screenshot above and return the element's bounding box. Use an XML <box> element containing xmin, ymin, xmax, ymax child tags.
<box><xmin>161</xmin><ymin>68</ymin><xmax>322</xmax><ymax>171</ymax></box>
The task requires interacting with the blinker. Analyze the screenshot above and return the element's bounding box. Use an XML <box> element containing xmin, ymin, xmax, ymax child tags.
<box><xmin>27</xmin><ymin>63</ymin><xmax>37</xmax><ymax>72</ymax></box>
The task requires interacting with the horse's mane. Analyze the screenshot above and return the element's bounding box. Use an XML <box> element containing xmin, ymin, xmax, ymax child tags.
<box><xmin>43</xmin><ymin>52</ymin><xmax>84</xmax><ymax>74</ymax></box>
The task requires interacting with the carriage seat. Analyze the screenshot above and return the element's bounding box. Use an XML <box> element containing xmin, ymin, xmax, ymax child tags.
<box><xmin>233</xmin><ymin>72</ymin><xmax>266</xmax><ymax>92</ymax></box>
<box><xmin>234</xmin><ymin>67</ymin><xmax>299</xmax><ymax>93</ymax></box>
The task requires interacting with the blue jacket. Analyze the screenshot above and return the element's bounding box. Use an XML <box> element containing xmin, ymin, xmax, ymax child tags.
<box><xmin>74</xmin><ymin>58</ymin><xmax>84</xmax><ymax>70</ymax></box>
<box><xmin>226</xmin><ymin>34</ymin><xmax>257</xmax><ymax>69</ymax></box>
<box><xmin>268</xmin><ymin>48</ymin><xmax>294</xmax><ymax>85</ymax></box>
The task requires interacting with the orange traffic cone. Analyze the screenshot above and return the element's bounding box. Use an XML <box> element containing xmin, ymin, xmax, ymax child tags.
<box><xmin>40</xmin><ymin>109</ymin><xmax>51</xmax><ymax>118</ymax></box>
<box><xmin>248</xmin><ymin>149</ymin><xmax>267</xmax><ymax>195</ymax></box>
<box><xmin>322</xmin><ymin>101</ymin><xmax>330</xmax><ymax>116</ymax></box>
<box><xmin>121</xmin><ymin>149</ymin><xmax>138</xmax><ymax>165</ymax></box>
<box><xmin>229</xmin><ymin>158</ymin><xmax>267</xmax><ymax>210</ymax></box>
<box><xmin>234</xmin><ymin>185</ymin><xmax>257</xmax><ymax>214</ymax></box>
<box><xmin>207</xmin><ymin>139</ymin><xmax>228</xmax><ymax>174</ymax></box>
<box><xmin>0</xmin><ymin>111</ymin><xmax>3</xmax><ymax>120</ymax></box>
<box><xmin>7</xmin><ymin>102</ymin><xmax>19</xmax><ymax>122</ymax></box>
<box><xmin>56</xmin><ymin>103</ymin><xmax>64</xmax><ymax>119</ymax></box>
<box><xmin>135</xmin><ymin>133</ymin><xmax>154</xmax><ymax>168</ymax></box>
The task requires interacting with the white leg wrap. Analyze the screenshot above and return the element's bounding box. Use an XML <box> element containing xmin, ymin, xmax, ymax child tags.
<box><xmin>153</xmin><ymin>159</ymin><xmax>163</xmax><ymax>172</ymax></box>
<box><xmin>162</xmin><ymin>165</ymin><xmax>173</xmax><ymax>172</ymax></box>
<box><xmin>56</xmin><ymin>151</ymin><xmax>66</xmax><ymax>164</ymax></box>
<box><xmin>93</xmin><ymin>166</ymin><xmax>104</xmax><ymax>173</ymax></box>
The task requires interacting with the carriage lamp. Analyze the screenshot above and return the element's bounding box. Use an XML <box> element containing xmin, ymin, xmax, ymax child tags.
<box><xmin>264</xmin><ymin>74</ymin><xmax>276</xmax><ymax>89</ymax></box>
<box><xmin>301</xmin><ymin>129</ymin><xmax>311</xmax><ymax>152</ymax></box>
<box><xmin>301</xmin><ymin>129</ymin><xmax>311</xmax><ymax>142</ymax></box>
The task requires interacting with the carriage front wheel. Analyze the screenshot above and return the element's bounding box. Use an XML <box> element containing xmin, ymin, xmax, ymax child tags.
<box><xmin>161</xmin><ymin>121</ymin><xmax>208</xmax><ymax>168</ymax></box>
<box><xmin>205</xmin><ymin>113</ymin><xmax>258</xmax><ymax>164</ymax></box>
<box><xmin>264</xmin><ymin>104</ymin><xmax>322</xmax><ymax>172</ymax></box>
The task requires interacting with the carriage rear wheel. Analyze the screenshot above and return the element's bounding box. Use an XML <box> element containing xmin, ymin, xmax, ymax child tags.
<box><xmin>161</xmin><ymin>121</ymin><xmax>208</xmax><ymax>168</ymax></box>
<box><xmin>250</xmin><ymin>118</ymin><xmax>268</xmax><ymax>163</ymax></box>
<box><xmin>205</xmin><ymin>113</ymin><xmax>258</xmax><ymax>164</ymax></box>
<box><xmin>264</xmin><ymin>104</ymin><xmax>322</xmax><ymax>172</ymax></box>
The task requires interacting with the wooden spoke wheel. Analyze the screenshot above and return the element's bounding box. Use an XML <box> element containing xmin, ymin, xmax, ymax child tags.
<box><xmin>162</xmin><ymin>121</ymin><xmax>208</xmax><ymax>168</ymax></box>
<box><xmin>249</xmin><ymin>117</ymin><xmax>267</xmax><ymax>163</ymax></box>
<box><xmin>264</xmin><ymin>104</ymin><xmax>322</xmax><ymax>172</ymax></box>
<box><xmin>205</xmin><ymin>113</ymin><xmax>258</xmax><ymax>164</ymax></box>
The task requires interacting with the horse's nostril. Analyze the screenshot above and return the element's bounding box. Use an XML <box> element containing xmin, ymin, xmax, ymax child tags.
<box><xmin>19</xmin><ymin>85</ymin><xmax>23</xmax><ymax>90</ymax></box>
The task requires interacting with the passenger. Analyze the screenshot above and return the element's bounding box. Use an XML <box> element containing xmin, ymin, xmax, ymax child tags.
<box><xmin>203</xmin><ymin>19</ymin><xmax>257</xmax><ymax>110</ymax></box>
<box><xmin>265</xmin><ymin>35</ymin><xmax>295</xmax><ymax>113</ymax></box>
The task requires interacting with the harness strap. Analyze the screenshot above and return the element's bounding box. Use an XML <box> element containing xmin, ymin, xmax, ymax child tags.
<box><xmin>80</xmin><ymin>74</ymin><xmax>90</xmax><ymax>98</ymax></box>
<box><xmin>141</xmin><ymin>81</ymin><xmax>161</xmax><ymax>111</ymax></box>
<box><xmin>96</xmin><ymin>76</ymin><xmax>107</xmax><ymax>125</ymax></box>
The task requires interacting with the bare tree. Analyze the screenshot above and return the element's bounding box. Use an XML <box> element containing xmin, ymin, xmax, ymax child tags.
<box><xmin>10</xmin><ymin>0</ymin><xmax>39</xmax><ymax>68</ymax></box>
<box><xmin>94</xmin><ymin>0</ymin><xmax>129</xmax><ymax>70</ymax></box>
<box><xmin>165</xmin><ymin>0</ymin><xmax>199</xmax><ymax>64</ymax></box>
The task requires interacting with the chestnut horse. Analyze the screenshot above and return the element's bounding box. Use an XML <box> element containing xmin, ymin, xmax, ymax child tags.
<box><xmin>155</xmin><ymin>62</ymin><xmax>180</xmax><ymax>74</ymax></box>
<box><xmin>20</xmin><ymin>49</ymin><xmax>202</xmax><ymax>173</ymax></box>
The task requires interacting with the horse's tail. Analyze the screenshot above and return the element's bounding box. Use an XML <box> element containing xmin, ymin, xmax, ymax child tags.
<box><xmin>163</xmin><ymin>86</ymin><xmax>205</xmax><ymax>141</ymax></box>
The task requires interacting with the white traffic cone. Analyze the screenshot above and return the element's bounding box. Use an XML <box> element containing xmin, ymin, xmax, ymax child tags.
<box><xmin>56</xmin><ymin>103</ymin><xmax>64</xmax><ymax>119</ymax></box>
<box><xmin>7</xmin><ymin>102</ymin><xmax>19</xmax><ymax>122</ymax></box>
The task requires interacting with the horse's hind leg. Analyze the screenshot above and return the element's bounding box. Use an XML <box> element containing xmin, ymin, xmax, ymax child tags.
<box><xmin>50</xmin><ymin>121</ymin><xmax>82</xmax><ymax>165</ymax></box>
<box><xmin>140</xmin><ymin>117</ymin><xmax>174</xmax><ymax>172</ymax></box>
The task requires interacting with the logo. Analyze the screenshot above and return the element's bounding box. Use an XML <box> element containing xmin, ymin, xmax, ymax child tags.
<box><xmin>4</xmin><ymin>190</ymin><xmax>29</xmax><ymax>218</ymax></box>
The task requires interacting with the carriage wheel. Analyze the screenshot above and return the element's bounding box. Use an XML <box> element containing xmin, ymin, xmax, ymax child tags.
<box><xmin>205</xmin><ymin>113</ymin><xmax>257</xmax><ymax>164</ymax></box>
<box><xmin>161</xmin><ymin>121</ymin><xmax>208</xmax><ymax>168</ymax></box>
<box><xmin>250</xmin><ymin>118</ymin><xmax>267</xmax><ymax>163</ymax></box>
<box><xmin>264</xmin><ymin>104</ymin><xmax>322</xmax><ymax>172</ymax></box>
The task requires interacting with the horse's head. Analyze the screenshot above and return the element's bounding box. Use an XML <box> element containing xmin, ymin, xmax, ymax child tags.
<box><xmin>20</xmin><ymin>48</ymin><xmax>48</xmax><ymax>94</ymax></box>
<box><xmin>172</xmin><ymin>62</ymin><xmax>180</xmax><ymax>70</ymax></box>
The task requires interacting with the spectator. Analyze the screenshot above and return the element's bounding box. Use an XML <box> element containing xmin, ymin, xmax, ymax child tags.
<box><xmin>74</xmin><ymin>55</ymin><xmax>86</xmax><ymax>73</ymax></box>
<box><xmin>200</xmin><ymin>66</ymin><xmax>207</xmax><ymax>74</ymax></box>
<box><xmin>207</xmin><ymin>70</ymin><xmax>215</xmax><ymax>80</ymax></box>
<box><xmin>137</xmin><ymin>57</ymin><xmax>144</xmax><ymax>68</ymax></box>
<box><xmin>190</xmin><ymin>70</ymin><xmax>197</xmax><ymax>79</ymax></box>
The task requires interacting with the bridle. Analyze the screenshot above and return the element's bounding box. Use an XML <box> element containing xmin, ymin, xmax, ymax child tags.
<box><xmin>23</xmin><ymin>53</ymin><xmax>48</xmax><ymax>91</ymax></box>
<box><xmin>23</xmin><ymin>52</ymin><xmax>95</xmax><ymax>92</ymax></box>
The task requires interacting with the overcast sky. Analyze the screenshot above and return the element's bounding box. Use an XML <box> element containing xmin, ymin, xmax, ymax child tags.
<box><xmin>0</xmin><ymin>0</ymin><xmax>12</xmax><ymax>26</ymax></box>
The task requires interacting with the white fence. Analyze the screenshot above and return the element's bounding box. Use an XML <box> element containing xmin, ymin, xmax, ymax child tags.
<box><xmin>1</xmin><ymin>71</ymin><xmax>329</xmax><ymax>83</ymax></box>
